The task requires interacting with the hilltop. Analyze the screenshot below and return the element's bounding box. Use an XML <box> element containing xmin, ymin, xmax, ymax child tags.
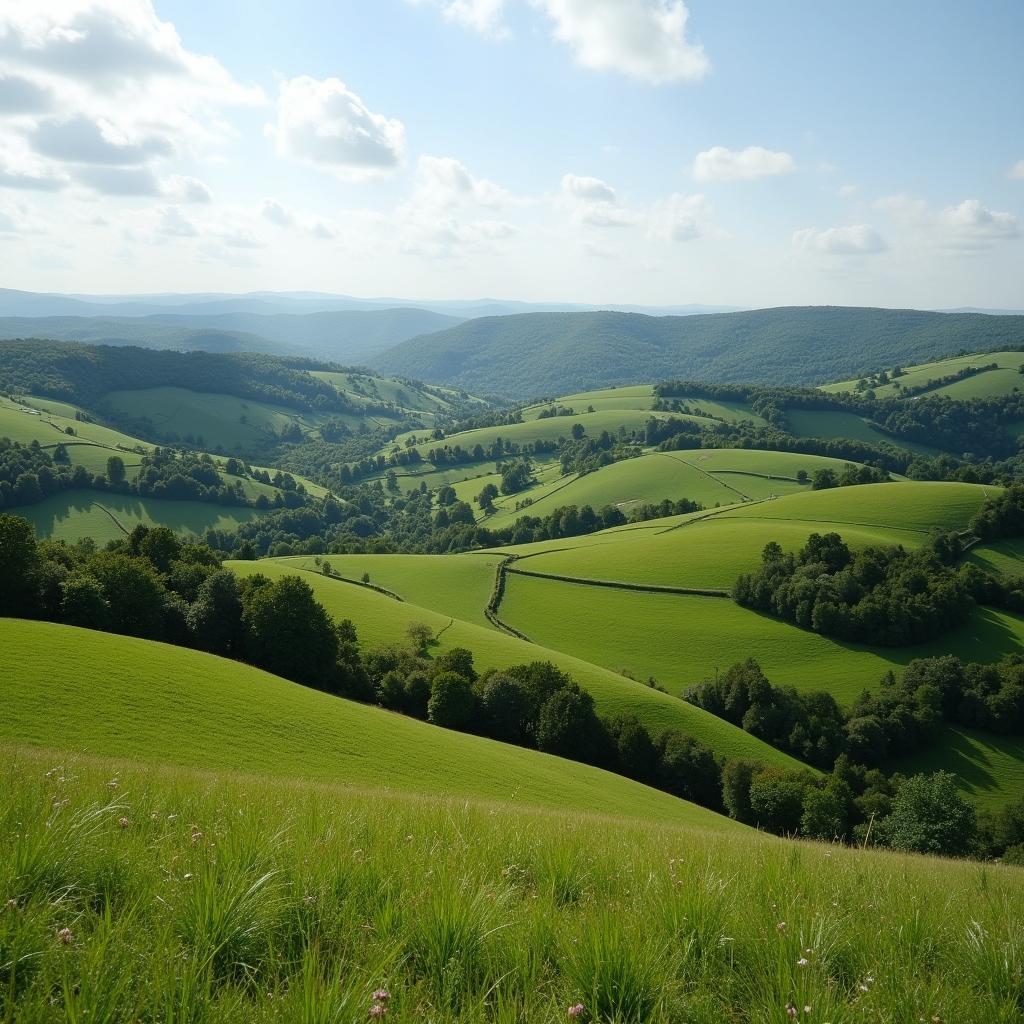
<box><xmin>372</xmin><ymin>306</ymin><xmax>1024</xmax><ymax>397</ymax></box>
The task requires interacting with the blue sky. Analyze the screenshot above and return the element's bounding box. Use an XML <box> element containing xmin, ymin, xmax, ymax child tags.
<box><xmin>0</xmin><ymin>1</ymin><xmax>1021</xmax><ymax>307</ymax></box>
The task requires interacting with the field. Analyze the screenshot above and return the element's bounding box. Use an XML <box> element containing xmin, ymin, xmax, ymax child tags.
<box><xmin>499</xmin><ymin>573</ymin><xmax>1024</xmax><ymax>705</ymax></box>
<box><xmin>483</xmin><ymin>450</ymin><xmax>837</xmax><ymax>528</ymax></box>
<box><xmin>226</xmin><ymin>559</ymin><xmax>807</xmax><ymax>770</ymax></box>
<box><xmin>400</xmin><ymin>409</ymin><xmax>686</xmax><ymax>458</ymax></box>
<box><xmin>894</xmin><ymin>725</ymin><xmax>1024</xmax><ymax>810</ymax></box>
<box><xmin>785</xmin><ymin>408</ymin><xmax>941</xmax><ymax>454</ymax></box>
<box><xmin>100</xmin><ymin>387</ymin><xmax>340</xmax><ymax>452</ymax></box>
<box><xmin>968</xmin><ymin>538</ymin><xmax>1024</xmax><ymax>576</ymax></box>
<box><xmin>267</xmin><ymin>553</ymin><xmax>506</xmax><ymax>628</ymax></box>
<box><xmin>312</xmin><ymin>369</ymin><xmax>476</xmax><ymax>421</ymax></box>
<box><xmin>3</xmin><ymin>750</ymin><xmax>1021</xmax><ymax>1024</ymax></box>
<box><xmin>825</xmin><ymin>350</ymin><xmax>1024</xmax><ymax>400</ymax></box>
<box><xmin>0</xmin><ymin>391</ymin><xmax>151</xmax><ymax>456</ymax></box>
<box><xmin>23</xmin><ymin>491</ymin><xmax>264</xmax><ymax>543</ymax></box>
<box><xmin>0</xmin><ymin>618</ymin><xmax>719</xmax><ymax>824</ymax></box>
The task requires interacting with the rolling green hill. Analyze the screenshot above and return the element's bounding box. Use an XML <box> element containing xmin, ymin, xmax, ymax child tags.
<box><xmin>226</xmin><ymin>558</ymin><xmax>808</xmax><ymax>770</ymax></box>
<box><xmin>373</xmin><ymin>306</ymin><xmax>1024</xmax><ymax>398</ymax></box>
<box><xmin>22</xmin><ymin>491</ymin><xmax>266</xmax><ymax>543</ymax></box>
<box><xmin>824</xmin><ymin>350</ymin><xmax>1024</xmax><ymax>400</ymax></box>
<box><xmin>0</xmin><ymin>617</ymin><xmax>726</xmax><ymax>826</ymax></box>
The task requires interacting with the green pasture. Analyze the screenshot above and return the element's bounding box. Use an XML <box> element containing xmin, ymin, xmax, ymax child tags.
<box><xmin>0</xmin><ymin>394</ymin><xmax>151</xmax><ymax>453</ymax></box>
<box><xmin>23</xmin><ymin>491</ymin><xmax>264</xmax><ymax>543</ymax></box>
<box><xmin>0</xmin><ymin>618</ymin><xmax>722</xmax><ymax>825</ymax></box>
<box><xmin>266</xmin><ymin>553</ymin><xmax>505</xmax><ymax>628</ymax></box>
<box><xmin>226</xmin><ymin>559</ymin><xmax>807</xmax><ymax>770</ymax></box>
<box><xmin>892</xmin><ymin>724</ymin><xmax>1024</xmax><ymax>809</ymax></box>
<box><xmin>968</xmin><ymin>538</ymin><xmax>1024</xmax><ymax>576</ymax></box>
<box><xmin>499</xmin><ymin>573</ymin><xmax>1024</xmax><ymax>706</ymax></box>
<box><xmin>785</xmin><ymin>409</ymin><xmax>940</xmax><ymax>454</ymax></box>
<box><xmin>510</xmin><ymin>517</ymin><xmax>918</xmax><ymax>591</ymax></box>
<box><xmin>720</xmin><ymin>480</ymin><xmax>993</xmax><ymax>534</ymax></box>
<box><xmin>100</xmin><ymin>387</ymin><xmax>340</xmax><ymax>452</ymax></box>
<box><xmin>825</xmin><ymin>350</ymin><xmax>1024</xmax><ymax>399</ymax></box>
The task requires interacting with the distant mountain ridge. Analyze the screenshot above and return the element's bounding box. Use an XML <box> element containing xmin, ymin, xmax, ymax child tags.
<box><xmin>371</xmin><ymin>306</ymin><xmax>1024</xmax><ymax>398</ymax></box>
<box><xmin>0</xmin><ymin>308</ymin><xmax>463</xmax><ymax>361</ymax></box>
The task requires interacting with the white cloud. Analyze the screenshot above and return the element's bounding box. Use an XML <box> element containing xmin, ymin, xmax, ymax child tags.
<box><xmin>533</xmin><ymin>0</ymin><xmax>708</xmax><ymax>83</ymax></box>
<box><xmin>396</xmin><ymin>156</ymin><xmax>516</xmax><ymax>256</ymax></box>
<box><xmin>270</xmin><ymin>76</ymin><xmax>405</xmax><ymax>180</ymax></box>
<box><xmin>219</xmin><ymin>226</ymin><xmax>265</xmax><ymax>249</ymax></box>
<box><xmin>75</xmin><ymin>164</ymin><xmax>161</xmax><ymax>195</ymax></box>
<box><xmin>415</xmin><ymin>155</ymin><xmax>508</xmax><ymax>207</ymax></box>
<box><xmin>838</xmin><ymin>183</ymin><xmax>859</xmax><ymax>198</ymax></box>
<box><xmin>559</xmin><ymin>172</ymin><xmax>638</xmax><ymax>227</ymax></box>
<box><xmin>561</xmin><ymin>173</ymin><xmax>617</xmax><ymax>204</ymax></box>
<box><xmin>876</xmin><ymin>193</ymin><xmax>1019</xmax><ymax>252</ymax></box>
<box><xmin>793</xmin><ymin>224</ymin><xmax>887</xmax><ymax>255</ymax></box>
<box><xmin>0</xmin><ymin>73</ymin><xmax>54</xmax><ymax>113</ymax></box>
<box><xmin>937</xmin><ymin>199</ymin><xmax>1019</xmax><ymax>250</ymax></box>
<box><xmin>649</xmin><ymin>192</ymin><xmax>711</xmax><ymax>241</ymax></box>
<box><xmin>260</xmin><ymin>197</ymin><xmax>295</xmax><ymax>226</ymax></box>
<box><xmin>1010</xmin><ymin>160</ymin><xmax>1024</xmax><ymax>181</ymax></box>
<box><xmin>692</xmin><ymin>146</ymin><xmax>795</xmax><ymax>182</ymax></box>
<box><xmin>0</xmin><ymin>1</ymin><xmax>258</xmax><ymax>101</ymax></box>
<box><xmin>30</xmin><ymin>115</ymin><xmax>173</xmax><ymax>164</ymax></box>
<box><xmin>162</xmin><ymin>174</ymin><xmax>211</xmax><ymax>203</ymax></box>
<box><xmin>411</xmin><ymin>0</ymin><xmax>510</xmax><ymax>37</ymax></box>
<box><xmin>309</xmin><ymin>219</ymin><xmax>337</xmax><ymax>240</ymax></box>
<box><xmin>156</xmin><ymin>205</ymin><xmax>197</xmax><ymax>237</ymax></box>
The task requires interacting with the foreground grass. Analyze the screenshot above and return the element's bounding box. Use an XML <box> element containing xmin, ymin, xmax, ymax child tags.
<box><xmin>1</xmin><ymin>752</ymin><xmax>1021</xmax><ymax>1023</ymax></box>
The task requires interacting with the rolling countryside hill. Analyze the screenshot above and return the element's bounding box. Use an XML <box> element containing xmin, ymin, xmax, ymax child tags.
<box><xmin>373</xmin><ymin>306</ymin><xmax>1024</xmax><ymax>397</ymax></box>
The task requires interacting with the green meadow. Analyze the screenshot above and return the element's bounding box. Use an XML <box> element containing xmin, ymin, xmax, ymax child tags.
<box><xmin>0</xmin><ymin>618</ymin><xmax>718</xmax><ymax>824</ymax></box>
<box><xmin>3</xmin><ymin>748</ymin><xmax>1020</xmax><ymax>1023</ymax></box>
<box><xmin>23</xmin><ymin>491</ymin><xmax>264</xmax><ymax>543</ymax></box>
<box><xmin>825</xmin><ymin>350</ymin><xmax>1024</xmax><ymax>399</ymax></box>
<box><xmin>226</xmin><ymin>559</ymin><xmax>806</xmax><ymax>769</ymax></box>
<box><xmin>499</xmin><ymin>573</ymin><xmax>1024</xmax><ymax>705</ymax></box>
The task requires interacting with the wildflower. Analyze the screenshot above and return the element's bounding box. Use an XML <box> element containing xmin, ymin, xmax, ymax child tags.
<box><xmin>107</xmin><ymin>778</ymin><xmax>119</xmax><ymax>789</ymax></box>
<box><xmin>568</xmin><ymin>1004</ymin><xmax>586</xmax><ymax>1019</ymax></box>
<box><xmin>4</xmin><ymin>899</ymin><xmax>17</xmax><ymax>911</ymax></box>
<box><xmin>804</xmin><ymin>1008</ymin><xmax>812</xmax><ymax>1015</ymax></box>
<box><xmin>167</xmin><ymin>814</ymin><xmax>177</xmax><ymax>822</ymax></box>
<box><xmin>369</xmin><ymin>1004</ymin><xmax>386</xmax><ymax>1018</ymax></box>
<box><xmin>372</xmin><ymin>990</ymin><xmax>390</xmax><ymax>1002</ymax></box>
<box><xmin>56</xmin><ymin>927</ymin><xmax>75</xmax><ymax>945</ymax></box>
<box><xmin>785</xmin><ymin>1003</ymin><xmax>798</xmax><ymax>1019</ymax></box>
<box><xmin>190</xmin><ymin>829</ymin><xmax>203</xmax><ymax>843</ymax></box>
<box><xmin>118</xmin><ymin>816</ymin><xmax>130</xmax><ymax>829</ymax></box>
<box><xmin>776</xmin><ymin>921</ymin><xmax>787</xmax><ymax>933</ymax></box>
<box><xmin>797</xmin><ymin>957</ymin><xmax>810</xmax><ymax>967</ymax></box>
<box><xmin>183</xmin><ymin>873</ymin><xmax>193</xmax><ymax>881</ymax></box>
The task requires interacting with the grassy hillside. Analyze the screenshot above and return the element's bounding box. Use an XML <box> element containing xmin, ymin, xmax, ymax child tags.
<box><xmin>372</xmin><ymin>306</ymin><xmax>1024</xmax><ymax>398</ymax></box>
<box><xmin>0</xmin><ymin>618</ymin><xmax>721</xmax><ymax>826</ymax></box>
<box><xmin>893</xmin><ymin>724</ymin><xmax>1024</xmax><ymax>809</ymax></box>
<box><xmin>22</xmin><ymin>491</ymin><xmax>265</xmax><ymax>543</ymax></box>
<box><xmin>499</xmin><ymin>573</ymin><xmax>1024</xmax><ymax>705</ymax></box>
<box><xmin>825</xmin><ymin>350</ymin><xmax>1024</xmax><ymax>399</ymax></box>
<box><xmin>226</xmin><ymin>559</ymin><xmax>807</xmax><ymax>770</ymax></box>
<box><xmin>3</xmin><ymin>751</ymin><xmax>1019</xmax><ymax>1024</ymax></box>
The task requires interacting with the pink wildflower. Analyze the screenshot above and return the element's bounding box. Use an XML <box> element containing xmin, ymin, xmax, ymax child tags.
<box><xmin>785</xmin><ymin>1003</ymin><xmax>798</xmax><ymax>1019</ymax></box>
<box><xmin>369</xmin><ymin>1005</ymin><xmax>387</xmax><ymax>1018</ymax></box>
<box><xmin>776</xmin><ymin>921</ymin><xmax>787</xmax><ymax>933</ymax></box>
<box><xmin>568</xmin><ymin>1004</ymin><xmax>586</xmax><ymax>1019</ymax></box>
<box><xmin>118</xmin><ymin>816</ymin><xmax>130</xmax><ymax>829</ymax></box>
<box><xmin>56</xmin><ymin>927</ymin><xmax>74</xmax><ymax>945</ymax></box>
<box><xmin>372</xmin><ymin>990</ymin><xmax>391</xmax><ymax>1002</ymax></box>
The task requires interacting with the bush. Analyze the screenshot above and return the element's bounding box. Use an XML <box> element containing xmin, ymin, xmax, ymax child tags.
<box><xmin>428</xmin><ymin>671</ymin><xmax>478</xmax><ymax>730</ymax></box>
<box><xmin>875</xmin><ymin>771</ymin><xmax>977</xmax><ymax>856</ymax></box>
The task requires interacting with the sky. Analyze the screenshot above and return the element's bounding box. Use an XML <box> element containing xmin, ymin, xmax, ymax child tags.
<box><xmin>0</xmin><ymin>0</ymin><xmax>1022</xmax><ymax>308</ymax></box>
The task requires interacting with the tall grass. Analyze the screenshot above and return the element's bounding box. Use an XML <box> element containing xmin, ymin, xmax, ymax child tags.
<box><xmin>1</xmin><ymin>750</ymin><xmax>1021</xmax><ymax>1023</ymax></box>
